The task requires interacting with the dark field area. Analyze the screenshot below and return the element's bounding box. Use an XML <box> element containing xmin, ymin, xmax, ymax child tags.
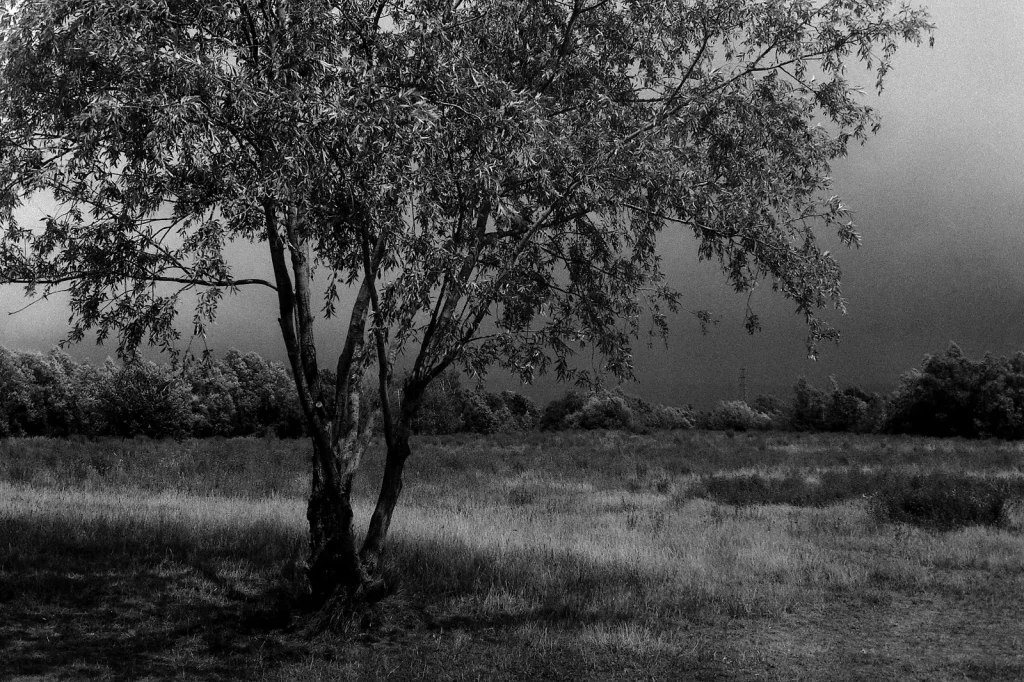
<box><xmin>2</xmin><ymin>431</ymin><xmax>1023</xmax><ymax>680</ymax></box>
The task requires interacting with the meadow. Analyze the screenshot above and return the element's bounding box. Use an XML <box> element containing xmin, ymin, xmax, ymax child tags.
<box><xmin>2</xmin><ymin>431</ymin><xmax>1023</xmax><ymax>681</ymax></box>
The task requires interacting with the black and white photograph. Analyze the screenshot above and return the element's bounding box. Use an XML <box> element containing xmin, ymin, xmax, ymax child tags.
<box><xmin>1</xmin><ymin>1</ymin><xmax>1021</xmax><ymax>679</ymax></box>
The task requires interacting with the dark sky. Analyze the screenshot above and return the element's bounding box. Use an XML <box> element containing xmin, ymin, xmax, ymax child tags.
<box><xmin>3</xmin><ymin>0</ymin><xmax>1023</xmax><ymax>408</ymax></box>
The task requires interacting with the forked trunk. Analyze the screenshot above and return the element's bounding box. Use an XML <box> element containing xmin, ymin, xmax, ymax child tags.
<box><xmin>360</xmin><ymin>431</ymin><xmax>411</xmax><ymax>572</ymax></box>
<box><xmin>360</xmin><ymin>384</ymin><xmax>423</xmax><ymax>572</ymax></box>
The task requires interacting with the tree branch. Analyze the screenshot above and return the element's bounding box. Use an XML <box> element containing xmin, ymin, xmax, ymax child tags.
<box><xmin>2</xmin><ymin>272</ymin><xmax>277</xmax><ymax>291</ymax></box>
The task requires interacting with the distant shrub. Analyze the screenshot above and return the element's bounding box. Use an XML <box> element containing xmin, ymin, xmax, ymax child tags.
<box><xmin>751</xmin><ymin>393</ymin><xmax>786</xmax><ymax>420</ymax></box>
<box><xmin>99</xmin><ymin>360</ymin><xmax>195</xmax><ymax>439</ymax></box>
<box><xmin>187</xmin><ymin>360</ymin><xmax>240</xmax><ymax>437</ymax></box>
<box><xmin>973</xmin><ymin>354</ymin><xmax>1024</xmax><ymax>439</ymax></box>
<box><xmin>458</xmin><ymin>390</ymin><xmax>498</xmax><ymax>434</ymax></box>
<box><xmin>220</xmin><ymin>350</ymin><xmax>303</xmax><ymax>438</ymax></box>
<box><xmin>700</xmin><ymin>401</ymin><xmax>772</xmax><ymax>432</ymax></box>
<box><xmin>790</xmin><ymin>378</ymin><xmax>828</xmax><ymax>431</ymax></box>
<box><xmin>869</xmin><ymin>472</ymin><xmax>1018</xmax><ymax>530</ymax></box>
<box><xmin>458</xmin><ymin>389</ymin><xmax>535</xmax><ymax>434</ymax></box>
<box><xmin>69</xmin><ymin>361</ymin><xmax>107</xmax><ymax>436</ymax></box>
<box><xmin>617</xmin><ymin>391</ymin><xmax>694</xmax><ymax>431</ymax></box>
<box><xmin>408</xmin><ymin>369</ymin><xmax>539</xmax><ymax>435</ymax></box>
<box><xmin>860</xmin><ymin>393</ymin><xmax>890</xmax><ymax>434</ymax></box>
<box><xmin>500</xmin><ymin>391</ymin><xmax>540</xmax><ymax>430</ymax></box>
<box><xmin>539</xmin><ymin>391</ymin><xmax>588</xmax><ymax>431</ymax></box>
<box><xmin>886</xmin><ymin>344</ymin><xmax>979</xmax><ymax>438</ymax></box>
<box><xmin>785</xmin><ymin>378</ymin><xmax>886</xmax><ymax>434</ymax></box>
<box><xmin>564</xmin><ymin>393</ymin><xmax>635</xmax><ymax>431</ymax></box>
<box><xmin>0</xmin><ymin>348</ymin><xmax>33</xmax><ymax>437</ymax></box>
<box><xmin>540</xmin><ymin>390</ymin><xmax>691</xmax><ymax>432</ymax></box>
<box><xmin>411</xmin><ymin>369</ymin><xmax>466</xmax><ymax>435</ymax></box>
<box><xmin>885</xmin><ymin>344</ymin><xmax>1024</xmax><ymax>440</ymax></box>
<box><xmin>824</xmin><ymin>379</ymin><xmax>868</xmax><ymax>432</ymax></box>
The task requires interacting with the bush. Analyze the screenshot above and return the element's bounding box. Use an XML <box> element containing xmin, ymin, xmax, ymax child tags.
<box><xmin>540</xmin><ymin>390</ymin><xmax>691</xmax><ymax>432</ymax></box>
<box><xmin>751</xmin><ymin>393</ymin><xmax>786</xmax><ymax>422</ymax></box>
<box><xmin>700</xmin><ymin>401</ymin><xmax>772</xmax><ymax>431</ymax></box>
<box><xmin>564</xmin><ymin>393</ymin><xmax>635</xmax><ymax>431</ymax></box>
<box><xmin>884</xmin><ymin>344</ymin><xmax>1024</xmax><ymax>439</ymax></box>
<box><xmin>539</xmin><ymin>391</ymin><xmax>588</xmax><ymax>431</ymax></box>
<box><xmin>617</xmin><ymin>391</ymin><xmax>694</xmax><ymax>431</ymax></box>
<box><xmin>460</xmin><ymin>389</ymin><xmax>533</xmax><ymax>434</ymax></box>
<box><xmin>500</xmin><ymin>391</ymin><xmax>540</xmax><ymax>430</ymax></box>
<box><xmin>825</xmin><ymin>379</ymin><xmax>868</xmax><ymax>432</ymax></box>
<box><xmin>99</xmin><ymin>360</ymin><xmax>195</xmax><ymax>439</ymax></box>
<box><xmin>0</xmin><ymin>348</ymin><xmax>33</xmax><ymax>437</ymax></box>
<box><xmin>886</xmin><ymin>344</ymin><xmax>981</xmax><ymax>438</ymax></box>
<box><xmin>869</xmin><ymin>472</ymin><xmax>1017</xmax><ymax>530</ymax></box>
<box><xmin>785</xmin><ymin>378</ymin><xmax>885</xmax><ymax>434</ymax></box>
<box><xmin>221</xmin><ymin>350</ymin><xmax>303</xmax><ymax>437</ymax></box>
<box><xmin>411</xmin><ymin>369</ymin><xmax>466</xmax><ymax>435</ymax></box>
<box><xmin>860</xmin><ymin>393</ymin><xmax>890</xmax><ymax>434</ymax></box>
<box><xmin>409</xmin><ymin>370</ymin><xmax>538</xmax><ymax>435</ymax></box>
<box><xmin>187</xmin><ymin>360</ymin><xmax>240</xmax><ymax>437</ymax></box>
<box><xmin>790</xmin><ymin>378</ymin><xmax>827</xmax><ymax>431</ymax></box>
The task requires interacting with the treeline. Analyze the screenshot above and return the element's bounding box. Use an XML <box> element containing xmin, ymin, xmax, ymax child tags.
<box><xmin>3</xmin><ymin>342</ymin><xmax>1022</xmax><ymax>440</ymax></box>
<box><xmin>413</xmin><ymin>373</ymin><xmax>695</xmax><ymax>435</ymax></box>
<box><xmin>699</xmin><ymin>343</ymin><xmax>1024</xmax><ymax>439</ymax></box>
<box><xmin>0</xmin><ymin>348</ymin><xmax>302</xmax><ymax>438</ymax></box>
<box><xmin>0</xmin><ymin>346</ymin><xmax>695</xmax><ymax>439</ymax></box>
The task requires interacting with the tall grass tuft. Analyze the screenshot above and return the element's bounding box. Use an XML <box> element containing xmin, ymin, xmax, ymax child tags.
<box><xmin>869</xmin><ymin>472</ymin><xmax>1017</xmax><ymax>530</ymax></box>
<box><xmin>697</xmin><ymin>467</ymin><xmax>1024</xmax><ymax>531</ymax></box>
<box><xmin>696</xmin><ymin>468</ymin><xmax>881</xmax><ymax>507</ymax></box>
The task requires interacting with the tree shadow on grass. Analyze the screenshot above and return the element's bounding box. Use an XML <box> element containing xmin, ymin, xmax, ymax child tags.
<box><xmin>355</xmin><ymin>534</ymin><xmax>755</xmax><ymax>680</ymax></box>
<box><xmin>1</xmin><ymin>511</ymin><xmax>742</xmax><ymax>681</ymax></box>
<box><xmin>0</xmin><ymin>515</ymin><xmax>312</xmax><ymax>681</ymax></box>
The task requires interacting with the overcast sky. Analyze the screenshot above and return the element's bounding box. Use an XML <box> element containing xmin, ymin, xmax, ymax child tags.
<box><xmin>2</xmin><ymin>0</ymin><xmax>1021</xmax><ymax>408</ymax></box>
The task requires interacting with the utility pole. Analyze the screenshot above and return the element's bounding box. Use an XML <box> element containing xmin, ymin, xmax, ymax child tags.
<box><xmin>739</xmin><ymin>366</ymin><xmax>747</xmax><ymax>403</ymax></box>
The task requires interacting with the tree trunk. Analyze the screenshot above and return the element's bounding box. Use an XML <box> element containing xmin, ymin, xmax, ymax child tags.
<box><xmin>360</xmin><ymin>431</ymin><xmax>411</xmax><ymax>572</ymax></box>
<box><xmin>305</xmin><ymin>442</ymin><xmax>364</xmax><ymax>603</ymax></box>
<box><xmin>360</xmin><ymin>383</ymin><xmax>424</xmax><ymax>573</ymax></box>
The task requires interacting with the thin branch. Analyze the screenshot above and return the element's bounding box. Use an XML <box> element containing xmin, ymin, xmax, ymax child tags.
<box><xmin>2</xmin><ymin>272</ymin><xmax>278</xmax><ymax>290</ymax></box>
<box><xmin>6</xmin><ymin>286</ymin><xmax>73</xmax><ymax>315</ymax></box>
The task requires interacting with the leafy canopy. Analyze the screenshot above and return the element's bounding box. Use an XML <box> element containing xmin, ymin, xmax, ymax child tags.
<box><xmin>0</xmin><ymin>0</ymin><xmax>932</xmax><ymax>387</ymax></box>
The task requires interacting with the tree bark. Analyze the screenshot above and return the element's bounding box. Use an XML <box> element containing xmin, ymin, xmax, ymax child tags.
<box><xmin>360</xmin><ymin>430</ymin><xmax>411</xmax><ymax>572</ymax></box>
<box><xmin>360</xmin><ymin>382</ymin><xmax>424</xmax><ymax>573</ymax></box>
<box><xmin>306</xmin><ymin>445</ymin><xmax>363</xmax><ymax>603</ymax></box>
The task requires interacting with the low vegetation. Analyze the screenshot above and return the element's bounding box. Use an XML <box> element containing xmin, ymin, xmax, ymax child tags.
<box><xmin>698</xmin><ymin>467</ymin><xmax>1022</xmax><ymax>530</ymax></box>
<box><xmin>2</xmin><ymin>431</ymin><xmax>1023</xmax><ymax>680</ymax></box>
<box><xmin>6</xmin><ymin>342</ymin><xmax>1024</xmax><ymax>443</ymax></box>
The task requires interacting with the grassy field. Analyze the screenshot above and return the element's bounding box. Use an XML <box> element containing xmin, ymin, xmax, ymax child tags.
<box><xmin>2</xmin><ymin>431</ymin><xmax>1023</xmax><ymax>680</ymax></box>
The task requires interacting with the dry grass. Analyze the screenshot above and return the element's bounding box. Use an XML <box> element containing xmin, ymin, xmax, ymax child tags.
<box><xmin>2</xmin><ymin>431</ymin><xmax>1024</xmax><ymax>680</ymax></box>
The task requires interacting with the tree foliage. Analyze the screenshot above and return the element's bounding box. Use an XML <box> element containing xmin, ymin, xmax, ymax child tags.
<box><xmin>0</xmin><ymin>0</ymin><xmax>932</xmax><ymax>603</ymax></box>
<box><xmin>0</xmin><ymin>346</ymin><xmax>304</xmax><ymax>438</ymax></box>
<box><xmin>99</xmin><ymin>359</ymin><xmax>195</xmax><ymax>438</ymax></box>
<box><xmin>1</xmin><ymin>1</ymin><xmax>932</xmax><ymax>375</ymax></box>
<box><xmin>888</xmin><ymin>343</ymin><xmax>1024</xmax><ymax>439</ymax></box>
<box><xmin>700</xmin><ymin>400</ymin><xmax>772</xmax><ymax>431</ymax></box>
<box><xmin>786</xmin><ymin>376</ymin><xmax>885</xmax><ymax>433</ymax></box>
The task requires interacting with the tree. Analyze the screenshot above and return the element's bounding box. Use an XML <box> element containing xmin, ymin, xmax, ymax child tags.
<box><xmin>0</xmin><ymin>0</ymin><xmax>932</xmax><ymax>607</ymax></box>
<box><xmin>99</xmin><ymin>359</ymin><xmax>195</xmax><ymax>438</ymax></box>
<box><xmin>887</xmin><ymin>343</ymin><xmax>1024</xmax><ymax>439</ymax></box>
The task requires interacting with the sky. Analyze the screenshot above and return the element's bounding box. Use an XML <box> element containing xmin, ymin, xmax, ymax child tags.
<box><xmin>2</xmin><ymin>0</ymin><xmax>1022</xmax><ymax>409</ymax></box>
